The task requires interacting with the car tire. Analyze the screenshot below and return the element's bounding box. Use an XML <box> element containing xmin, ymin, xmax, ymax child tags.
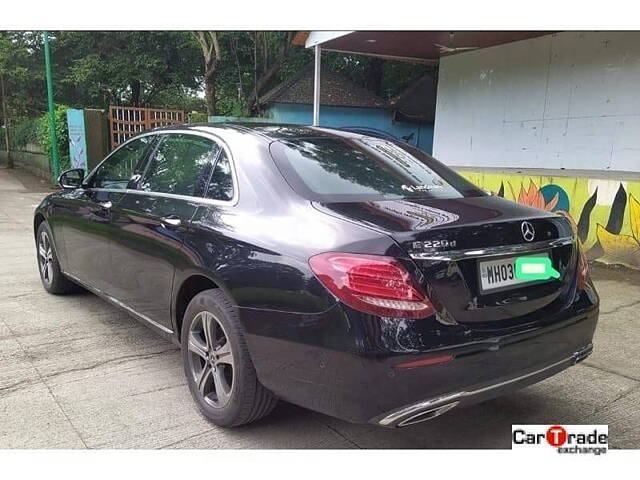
<box><xmin>36</xmin><ymin>221</ymin><xmax>80</xmax><ymax>295</ymax></box>
<box><xmin>181</xmin><ymin>288</ymin><xmax>278</xmax><ymax>427</ymax></box>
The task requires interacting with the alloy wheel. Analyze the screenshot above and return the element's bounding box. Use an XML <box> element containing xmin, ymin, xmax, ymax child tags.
<box><xmin>38</xmin><ymin>231</ymin><xmax>54</xmax><ymax>285</ymax></box>
<box><xmin>187</xmin><ymin>311</ymin><xmax>235</xmax><ymax>408</ymax></box>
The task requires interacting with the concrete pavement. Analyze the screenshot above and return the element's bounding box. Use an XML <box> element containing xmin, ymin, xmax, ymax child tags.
<box><xmin>0</xmin><ymin>166</ymin><xmax>638</xmax><ymax>449</ymax></box>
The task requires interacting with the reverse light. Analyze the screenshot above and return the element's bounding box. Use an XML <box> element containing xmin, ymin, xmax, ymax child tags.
<box><xmin>309</xmin><ymin>252</ymin><xmax>435</xmax><ymax>319</ymax></box>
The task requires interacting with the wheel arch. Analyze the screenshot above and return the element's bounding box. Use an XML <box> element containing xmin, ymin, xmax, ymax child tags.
<box><xmin>33</xmin><ymin>212</ymin><xmax>47</xmax><ymax>241</ymax></box>
<box><xmin>173</xmin><ymin>273</ymin><xmax>223</xmax><ymax>337</ymax></box>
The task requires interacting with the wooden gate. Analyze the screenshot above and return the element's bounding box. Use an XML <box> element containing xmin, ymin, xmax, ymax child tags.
<box><xmin>108</xmin><ymin>106</ymin><xmax>185</xmax><ymax>149</ymax></box>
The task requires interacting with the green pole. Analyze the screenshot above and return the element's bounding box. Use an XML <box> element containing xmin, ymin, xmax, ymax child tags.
<box><xmin>43</xmin><ymin>31</ymin><xmax>60</xmax><ymax>183</ymax></box>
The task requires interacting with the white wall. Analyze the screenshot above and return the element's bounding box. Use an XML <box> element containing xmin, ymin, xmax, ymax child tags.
<box><xmin>433</xmin><ymin>32</ymin><xmax>640</xmax><ymax>172</ymax></box>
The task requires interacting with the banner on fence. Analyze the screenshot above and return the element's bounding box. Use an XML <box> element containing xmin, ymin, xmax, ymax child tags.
<box><xmin>67</xmin><ymin>108</ymin><xmax>88</xmax><ymax>171</ymax></box>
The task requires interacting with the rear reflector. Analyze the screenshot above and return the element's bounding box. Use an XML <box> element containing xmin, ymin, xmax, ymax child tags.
<box><xmin>394</xmin><ymin>354</ymin><xmax>454</xmax><ymax>369</ymax></box>
<box><xmin>309</xmin><ymin>252</ymin><xmax>434</xmax><ymax>319</ymax></box>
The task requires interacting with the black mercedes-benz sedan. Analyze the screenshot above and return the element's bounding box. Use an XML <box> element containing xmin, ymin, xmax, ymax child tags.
<box><xmin>33</xmin><ymin>124</ymin><xmax>599</xmax><ymax>428</ymax></box>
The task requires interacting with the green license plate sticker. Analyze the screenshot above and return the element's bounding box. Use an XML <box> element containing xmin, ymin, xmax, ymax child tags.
<box><xmin>515</xmin><ymin>256</ymin><xmax>560</xmax><ymax>281</ymax></box>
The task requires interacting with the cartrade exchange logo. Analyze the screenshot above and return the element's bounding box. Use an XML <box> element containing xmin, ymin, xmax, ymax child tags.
<box><xmin>512</xmin><ymin>425</ymin><xmax>608</xmax><ymax>455</ymax></box>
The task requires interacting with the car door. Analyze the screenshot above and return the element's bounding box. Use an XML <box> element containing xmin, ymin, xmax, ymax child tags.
<box><xmin>56</xmin><ymin>135</ymin><xmax>155</xmax><ymax>292</ymax></box>
<box><xmin>108</xmin><ymin>132</ymin><xmax>222</xmax><ymax>330</ymax></box>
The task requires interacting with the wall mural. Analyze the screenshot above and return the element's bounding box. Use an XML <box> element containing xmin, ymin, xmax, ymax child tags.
<box><xmin>460</xmin><ymin>171</ymin><xmax>640</xmax><ymax>269</ymax></box>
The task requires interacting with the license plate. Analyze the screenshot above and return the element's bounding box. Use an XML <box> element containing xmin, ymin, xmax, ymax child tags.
<box><xmin>478</xmin><ymin>253</ymin><xmax>550</xmax><ymax>293</ymax></box>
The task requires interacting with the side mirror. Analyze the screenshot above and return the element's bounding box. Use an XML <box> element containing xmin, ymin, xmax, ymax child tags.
<box><xmin>58</xmin><ymin>168</ymin><xmax>85</xmax><ymax>190</ymax></box>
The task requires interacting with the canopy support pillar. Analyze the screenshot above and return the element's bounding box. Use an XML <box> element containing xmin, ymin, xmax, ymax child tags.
<box><xmin>313</xmin><ymin>44</ymin><xmax>321</xmax><ymax>126</ymax></box>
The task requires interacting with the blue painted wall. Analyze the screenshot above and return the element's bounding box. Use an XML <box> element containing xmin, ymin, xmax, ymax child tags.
<box><xmin>264</xmin><ymin>103</ymin><xmax>434</xmax><ymax>153</ymax></box>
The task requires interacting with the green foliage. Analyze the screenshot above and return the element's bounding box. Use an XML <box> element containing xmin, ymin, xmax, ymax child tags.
<box><xmin>2</xmin><ymin>106</ymin><xmax>71</xmax><ymax>170</ymax></box>
<box><xmin>0</xmin><ymin>31</ymin><xmax>46</xmax><ymax>117</ymax></box>
<box><xmin>382</xmin><ymin>62</ymin><xmax>435</xmax><ymax>98</ymax></box>
<box><xmin>320</xmin><ymin>51</ymin><xmax>433</xmax><ymax>99</ymax></box>
<box><xmin>152</xmin><ymin>85</ymin><xmax>206</xmax><ymax>112</ymax></box>
<box><xmin>216</xmin><ymin>95</ymin><xmax>250</xmax><ymax>117</ymax></box>
<box><xmin>54</xmin><ymin>31</ymin><xmax>203</xmax><ymax>108</ymax></box>
<box><xmin>1</xmin><ymin>30</ymin><xmax>434</xmax><ymax>134</ymax></box>
<box><xmin>7</xmin><ymin>117</ymin><xmax>40</xmax><ymax>150</ymax></box>
<box><xmin>37</xmin><ymin>105</ymin><xmax>70</xmax><ymax>171</ymax></box>
<box><xmin>187</xmin><ymin>112</ymin><xmax>209</xmax><ymax>123</ymax></box>
<box><xmin>212</xmin><ymin>32</ymin><xmax>432</xmax><ymax>115</ymax></box>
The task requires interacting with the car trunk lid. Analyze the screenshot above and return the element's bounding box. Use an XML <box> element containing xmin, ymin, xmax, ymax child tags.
<box><xmin>314</xmin><ymin>196</ymin><xmax>577</xmax><ymax>324</ymax></box>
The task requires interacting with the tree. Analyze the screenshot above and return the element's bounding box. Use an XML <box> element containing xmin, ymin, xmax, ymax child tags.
<box><xmin>245</xmin><ymin>32</ymin><xmax>296</xmax><ymax>109</ymax></box>
<box><xmin>0</xmin><ymin>31</ymin><xmax>44</xmax><ymax>167</ymax></box>
<box><xmin>0</xmin><ymin>30</ymin><xmax>434</xmax><ymax>124</ymax></box>
<box><xmin>0</xmin><ymin>71</ymin><xmax>12</xmax><ymax>167</ymax></box>
<box><xmin>53</xmin><ymin>31</ymin><xmax>202</xmax><ymax>108</ymax></box>
<box><xmin>209</xmin><ymin>32</ymin><xmax>306</xmax><ymax>116</ymax></box>
<box><xmin>192</xmin><ymin>32</ymin><xmax>222</xmax><ymax>116</ymax></box>
<box><xmin>363</xmin><ymin>58</ymin><xmax>384</xmax><ymax>94</ymax></box>
<box><xmin>0</xmin><ymin>32</ymin><xmax>46</xmax><ymax>117</ymax></box>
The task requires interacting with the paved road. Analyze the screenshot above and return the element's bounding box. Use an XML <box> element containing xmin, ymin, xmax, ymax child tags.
<box><xmin>1</xmin><ymin>166</ymin><xmax>638</xmax><ymax>449</ymax></box>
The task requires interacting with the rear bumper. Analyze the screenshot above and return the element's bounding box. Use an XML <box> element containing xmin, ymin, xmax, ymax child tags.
<box><xmin>240</xmin><ymin>289</ymin><xmax>599</xmax><ymax>425</ymax></box>
<box><xmin>375</xmin><ymin>342</ymin><xmax>592</xmax><ymax>427</ymax></box>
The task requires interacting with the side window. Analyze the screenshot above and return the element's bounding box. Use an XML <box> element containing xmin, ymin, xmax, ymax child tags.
<box><xmin>139</xmin><ymin>134</ymin><xmax>220</xmax><ymax>196</ymax></box>
<box><xmin>92</xmin><ymin>137</ymin><xmax>153</xmax><ymax>189</ymax></box>
<box><xmin>205</xmin><ymin>150</ymin><xmax>234</xmax><ymax>202</ymax></box>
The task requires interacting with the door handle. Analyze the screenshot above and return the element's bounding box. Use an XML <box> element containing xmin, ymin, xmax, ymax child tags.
<box><xmin>98</xmin><ymin>201</ymin><xmax>112</xmax><ymax>209</ymax></box>
<box><xmin>161</xmin><ymin>216</ymin><xmax>182</xmax><ymax>227</ymax></box>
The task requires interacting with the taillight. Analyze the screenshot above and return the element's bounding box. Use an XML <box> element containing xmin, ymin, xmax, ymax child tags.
<box><xmin>577</xmin><ymin>243</ymin><xmax>589</xmax><ymax>289</ymax></box>
<box><xmin>309</xmin><ymin>252</ymin><xmax>434</xmax><ymax>319</ymax></box>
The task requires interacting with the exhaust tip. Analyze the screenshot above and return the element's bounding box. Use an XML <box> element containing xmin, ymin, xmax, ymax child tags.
<box><xmin>572</xmin><ymin>343</ymin><xmax>593</xmax><ymax>364</ymax></box>
<box><xmin>396</xmin><ymin>401</ymin><xmax>459</xmax><ymax>427</ymax></box>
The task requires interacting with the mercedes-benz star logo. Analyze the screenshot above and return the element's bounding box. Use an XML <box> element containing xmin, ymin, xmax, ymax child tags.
<box><xmin>521</xmin><ymin>221</ymin><xmax>535</xmax><ymax>242</ymax></box>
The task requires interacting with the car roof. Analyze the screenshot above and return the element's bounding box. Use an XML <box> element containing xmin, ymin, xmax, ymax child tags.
<box><xmin>150</xmin><ymin>122</ymin><xmax>362</xmax><ymax>142</ymax></box>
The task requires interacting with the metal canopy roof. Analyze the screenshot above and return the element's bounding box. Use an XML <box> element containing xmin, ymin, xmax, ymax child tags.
<box><xmin>294</xmin><ymin>31</ymin><xmax>553</xmax><ymax>63</ymax></box>
<box><xmin>294</xmin><ymin>30</ymin><xmax>554</xmax><ymax>126</ymax></box>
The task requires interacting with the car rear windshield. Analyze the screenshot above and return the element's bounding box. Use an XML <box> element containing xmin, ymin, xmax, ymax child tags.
<box><xmin>269</xmin><ymin>136</ymin><xmax>486</xmax><ymax>202</ymax></box>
